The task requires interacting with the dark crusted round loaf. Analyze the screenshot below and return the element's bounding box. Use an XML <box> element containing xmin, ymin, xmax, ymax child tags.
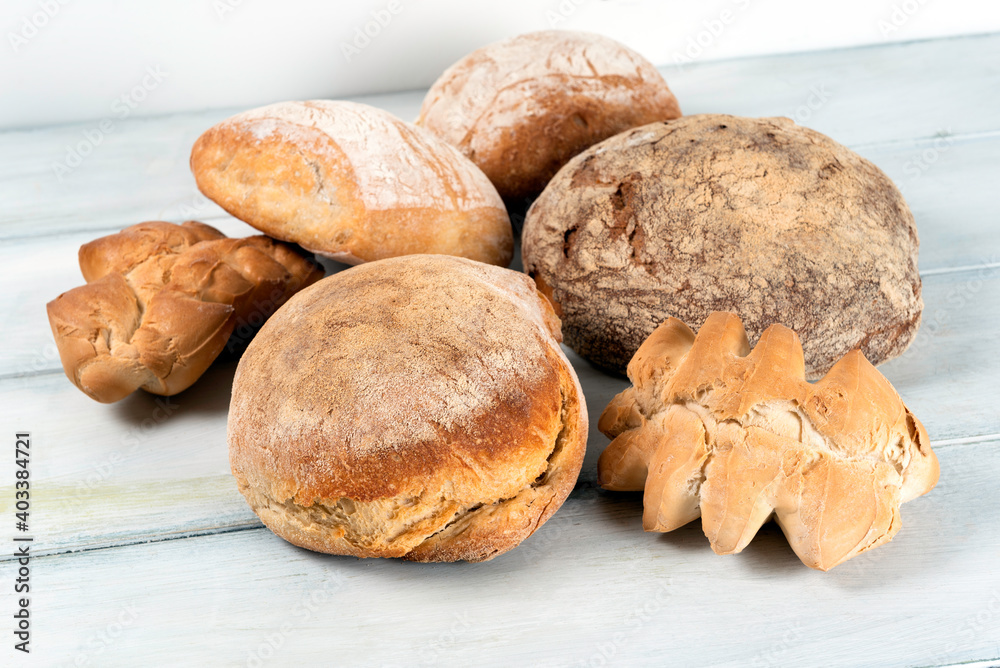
<box><xmin>228</xmin><ymin>255</ymin><xmax>588</xmax><ymax>562</ymax></box>
<box><xmin>521</xmin><ymin>114</ymin><xmax>923</xmax><ymax>377</ymax></box>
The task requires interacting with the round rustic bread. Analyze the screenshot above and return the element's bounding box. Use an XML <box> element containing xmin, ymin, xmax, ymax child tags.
<box><xmin>522</xmin><ymin>114</ymin><xmax>923</xmax><ymax>377</ymax></box>
<box><xmin>191</xmin><ymin>100</ymin><xmax>513</xmax><ymax>267</ymax></box>
<box><xmin>228</xmin><ymin>255</ymin><xmax>588</xmax><ymax>562</ymax></box>
<box><xmin>416</xmin><ymin>30</ymin><xmax>681</xmax><ymax>200</ymax></box>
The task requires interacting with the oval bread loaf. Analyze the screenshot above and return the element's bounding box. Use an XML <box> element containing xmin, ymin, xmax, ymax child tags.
<box><xmin>522</xmin><ymin>114</ymin><xmax>923</xmax><ymax>377</ymax></box>
<box><xmin>191</xmin><ymin>100</ymin><xmax>513</xmax><ymax>267</ymax></box>
<box><xmin>228</xmin><ymin>254</ymin><xmax>588</xmax><ymax>562</ymax></box>
<box><xmin>417</xmin><ymin>30</ymin><xmax>681</xmax><ymax>200</ymax></box>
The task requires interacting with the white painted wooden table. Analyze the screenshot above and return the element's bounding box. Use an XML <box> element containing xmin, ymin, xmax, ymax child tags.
<box><xmin>3</xmin><ymin>33</ymin><xmax>1000</xmax><ymax>668</ymax></box>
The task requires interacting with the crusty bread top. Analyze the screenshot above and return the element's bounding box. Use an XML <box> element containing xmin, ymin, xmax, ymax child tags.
<box><xmin>416</xmin><ymin>30</ymin><xmax>681</xmax><ymax>199</ymax></box>
<box><xmin>599</xmin><ymin>312</ymin><xmax>939</xmax><ymax>570</ymax></box>
<box><xmin>191</xmin><ymin>100</ymin><xmax>514</xmax><ymax>267</ymax></box>
<box><xmin>229</xmin><ymin>254</ymin><xmax>581</xmax><ymax>505</ymax></box>
<box><xmin>522</xmin><ymin>114</ymin><xmax>922</xmax><ymax>377</ymax></box>
<box><xmin>228</xmin><ymin>101</ymin><xmax>503</xmax><ymax>213</ymax></box>
<box><xmin>418</xmin><ymin>30</ymin><xmax>677</xmax><ymax>152</ymax></box>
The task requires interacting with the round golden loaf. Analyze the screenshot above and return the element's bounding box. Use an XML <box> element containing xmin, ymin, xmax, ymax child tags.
<box><xmin>417</xmin><ymin>30</ymin><xmax>681</xmax><ymax>200</ymax></box>
<box><xmin>191</xmin><ymin>100</ymin><xmax>513</xmax><ymax>267</ymax></box>
<box><xmin>228</xmin><ymin>255</ymin><xmax>588</xmax><ymax>562</ymax></box>
<box><xmin>522</xmin><ymin>114</ymin><xmax>923</xmax><ymax>377</ymax></box>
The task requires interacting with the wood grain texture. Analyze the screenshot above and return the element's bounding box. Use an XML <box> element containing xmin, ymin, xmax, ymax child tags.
<box><xmin>4</xmin><ymin>439</ymin><xmax>998</xmax><ymax>667</ymax></box>
<box><xmin>0</xmin><ymin>32</ymin><xmax>998</xmax><ymax>668</ymax></box>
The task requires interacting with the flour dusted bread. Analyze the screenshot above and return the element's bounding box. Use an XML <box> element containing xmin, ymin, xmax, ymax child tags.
<box><xmin>522</xmin><ymin>114</ymin><xmax>923</xmax><ymax>377</ymax></box>
<box><xmin>417</xmin><ymin>30</ymin><xmax>681</xmax><ymax>199</ymax></box>
<box><xmin>598</xmin><ymin>312</ymin><xmax>939</xmax><ymax>571</ymax></box>
<box><xmin>228</xmin><ymin>255</ymin><xmax>587</xmax><ymax>562</ymax></box>
<box><xmin>191</xmin><ymin>100</ymin><xmax>513</xmax><ymax>266</ymax></box>
<box><xmin>46</xmin><ymin>221</ymin><xmax>323</xmax><ymax>403</ymax></box>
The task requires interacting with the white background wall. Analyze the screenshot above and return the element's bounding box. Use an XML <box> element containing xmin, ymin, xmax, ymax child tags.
<box><xmin>2</xmin><ymin>0</ymin><xmax>999</xmax><ymax>130</ymax></box>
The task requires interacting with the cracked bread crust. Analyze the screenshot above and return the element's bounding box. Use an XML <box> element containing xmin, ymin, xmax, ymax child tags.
<box><xmin>522</xmin><ymin>114</ymin><xmax>923</xmax><ymax>378</ymax></box>
<box><xmin>598</xmin><ymin>312</ymin><xmax>939</xmax><ymax>571</ymax></box>
<box><xmin>416</xmin><ymin>30</ymin><xmax>682</xmax><ymax>200</ymax></box>
<box><xmin>228</xmin><ymin>255</ymin><xmax>588</xmax><ymax>562</ymax></box>
<box><xmin>190</xmin><ymin>100</ymin><xmax>513</xmax><ymax>267</ymax></box>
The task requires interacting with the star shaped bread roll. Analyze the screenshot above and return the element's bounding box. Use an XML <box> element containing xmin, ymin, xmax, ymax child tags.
<box><xmin>598</xmin><ymin>312</ymin><xmax>939</xmax><ymax>571</ymax></box>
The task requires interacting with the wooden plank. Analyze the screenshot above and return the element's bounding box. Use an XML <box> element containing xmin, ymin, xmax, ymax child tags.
<box><xmin>858</xmin><ymin>134</ymin><xmax>1000</xmax><ymax>273</ymax></box>
<box><xmin>2</xmin><ymin>33</ymin><xmax>999</xmax><ymax>243</ymax></box>
<box><xmin>669</xmin><ymin>32</ymin><xmax>1000</xmax><ymax>147</ymax></box>
<box><xmin>6</xmin><ymin>439</ymin><xmax>998</xmax><ymax>667</ymax></box>
<box><xmin>879</xmin><ymin>264</ymin><xmax>1000</xmax><ymax>442</ymax></box>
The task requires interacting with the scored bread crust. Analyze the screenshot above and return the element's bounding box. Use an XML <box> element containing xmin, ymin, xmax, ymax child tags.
<box><xmin>228</xmin><ymin>255</ymin><xmax>588</xmax><ymax>562</ymax></box>
<box><xmin>598</xmin><ymin>312</ymin><xmax>939</xmax><ymax>571</ymax></box>
<box><xmin>522</xmin><ymin>114</ymin><xmax>923</xmax><ymax>378</ymax></box>
<box><xmin>190</xmin><ymin>100</ymin><xmax>514</xmax><ymax>267</ymax></box>
<box><xmin>417</xmin><ymin>30</ymin><xmax>682</xmax><ymax>200</ymax></box>
<box><xmin>46</xmin><ymin>221</ymin><xmax>323</xmax><ymax>403</ymax></box>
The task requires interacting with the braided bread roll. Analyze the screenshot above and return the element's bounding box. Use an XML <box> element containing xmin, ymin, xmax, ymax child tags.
<box><xmin>47</xmin><ymin>221</ymin><xmax>323</xmax><ymax>403</ymax></box>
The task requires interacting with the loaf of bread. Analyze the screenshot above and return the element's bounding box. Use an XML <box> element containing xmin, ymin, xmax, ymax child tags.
<box><xmin>598</xmin><ymin>312</ymin><xmax>939</xmax><ymax>571</ymax></box>
<box><xmin>191</xmin><ymin>100</ymin><xmax>513</xmax><ymax>267</ymax></box>
<box><xmin>522</xmin><ymin>114</ymin><xmax>923</xmax><ymax>377</ymax></box>
<box><xmin>417</xmin><ymin>30</ymin><xmax>681</xmax><ymax>200</ymax></box>
<box><xmin>46</xmin><ymin>221</ymin><xmax>323</xmax><ymax>403</ymax></box>
<box><xmin>228</xmin><ymin>254</ymin><xmax>588</xmax><ymax>562</ymax></box>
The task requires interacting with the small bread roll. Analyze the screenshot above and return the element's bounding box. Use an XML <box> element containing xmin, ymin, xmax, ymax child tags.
<box><xmin>599</xmin><ymin>312</ymin><xmax>939</xmax><ymax>571</ymax></box>
<box><xmin>522</xmin><ymin>114</ymin><xmax>923</xmax><ymax>377</ymax></box>
<box><xmin>228</xmin><ymin>255</ymin><xmax>588</xmax><ymax>562</ymax></box>
<box><xmin>191</xmin><ymin>100</ymin><xmax>513</xmax><ymax>267</ymax></box>
<box><xmin>417</xmin><ymin>30</ymin><xmax>681</xmax><ymax>200</ymax></box>
<box><xmin>46</xmin><ymin>221</ymin><xmax>323</xmax><ymax>403</ymax></box>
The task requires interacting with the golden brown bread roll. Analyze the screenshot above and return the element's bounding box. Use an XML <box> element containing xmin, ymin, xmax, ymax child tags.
<box><xmin>228</xmin><ymin>254</ymin><xmax>588</xmax><ymax>562</ymax></box>
<box><xmin>416</xmin><ymin>30</ymin><xmax>681</xmax><ymax>199</ymax></box>
<box><xmin>46</xmin><ymin>221</ymin><xmax>323</xmax><ymax>403</ymax></box>
<box><xmin>191</xmin><ymin>100</ymin><xmax>513</xmax><ymax>266</ymax></box>
<box><xmin>522</xmin><ymin>114</ymin><xmax>923</xmax><ymax>378</ymax></box>
<box><xmin>598</xmin><ymin>312</ymin><xmax>938</xmax><ymax>571</ymax></box>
